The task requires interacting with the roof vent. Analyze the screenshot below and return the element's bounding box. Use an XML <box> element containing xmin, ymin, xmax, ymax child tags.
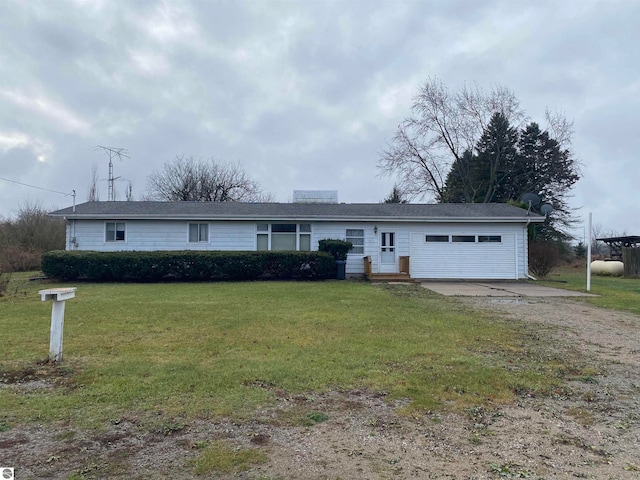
<box><xmin>293</xmin><ymin>190</ymin><xmax>338</xmax><ymax>204</ymax></box>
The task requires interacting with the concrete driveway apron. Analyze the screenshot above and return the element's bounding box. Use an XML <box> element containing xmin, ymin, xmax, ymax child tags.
<box><xmin>420</xmin><ymin>281</ymin><xmax>596</xmax><ymax>297</ymax></box>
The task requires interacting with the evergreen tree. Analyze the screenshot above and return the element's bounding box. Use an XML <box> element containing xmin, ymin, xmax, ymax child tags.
<box><xmin>441</xmin><ymin>150</ymin><xmax>475</xmax><ymax>203</ymax></box>
<box><xmin>440</xmin><ymin>114</ymin><xmax>579</xmax><ymax>243</ymax></box>
<box><xmin>472</xmin><ymin>112</ymin><xmax>519</xmax><ymax>203</ymax></box>
<box><xmin>383</xmin><ymin>185</ymin><xmax>407</xmax><ymax>203</ymax></box>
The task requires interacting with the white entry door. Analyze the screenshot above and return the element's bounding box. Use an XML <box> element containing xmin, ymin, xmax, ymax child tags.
<box><xmin>379</xmin><ymin>231</ymin><xmax>396</xmax><ymax>273</ymax></box>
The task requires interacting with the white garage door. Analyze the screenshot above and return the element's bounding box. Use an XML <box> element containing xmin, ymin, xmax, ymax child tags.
<box><xmin>409</xmin><ymin>232</ymin><xmax>517</xmax><ymax>279</ymax></box>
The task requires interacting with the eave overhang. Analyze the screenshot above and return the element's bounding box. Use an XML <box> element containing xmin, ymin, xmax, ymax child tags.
<box><xmin>53</xmin><ymin>212</ymin><xmax>545</xmax><ymax>224</ymax></box>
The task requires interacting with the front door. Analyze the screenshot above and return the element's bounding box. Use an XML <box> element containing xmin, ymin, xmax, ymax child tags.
<box><xmin>379</xmin><ymin>231</ymin><xmax>396</xmax><ymax>273</ymax></box>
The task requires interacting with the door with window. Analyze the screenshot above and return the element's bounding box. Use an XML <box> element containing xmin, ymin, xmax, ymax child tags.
<box><xmin>379</xmin><ymin>231</ymin><xmax>396</xmax><ymax>273</ymax></box>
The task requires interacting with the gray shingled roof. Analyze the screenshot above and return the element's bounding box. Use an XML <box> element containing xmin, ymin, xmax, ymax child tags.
<box><xmin>50</xmin><ymin>201</ymin><xmax>543</xmax><ymax>223</ymax></box>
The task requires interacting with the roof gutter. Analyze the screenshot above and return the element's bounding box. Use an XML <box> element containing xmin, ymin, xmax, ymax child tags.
<box><xmin>51</xmin><ymin>213</ymin><xmax>546</xmax><ymax>223</ymax></box>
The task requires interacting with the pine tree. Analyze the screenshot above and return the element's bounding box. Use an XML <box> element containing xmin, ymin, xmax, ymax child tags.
<box><xmin>383</xmin><ymin>185</ymin><xmax>407</xmax><ymax>203</ymax></box>
<box><xmin>472</xmin><ymin>112</ymin><xmax>519</xmax><ymax>203</ymax></box>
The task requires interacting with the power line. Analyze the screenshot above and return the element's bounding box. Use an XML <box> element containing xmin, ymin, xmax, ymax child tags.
<box><xmin>0</xmin><ymin>176</ymin><xmax>73</xmax><ymax>196</ymax></box>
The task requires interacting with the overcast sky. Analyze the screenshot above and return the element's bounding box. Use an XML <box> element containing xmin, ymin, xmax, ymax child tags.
<box><xmin>1</xmin><ymin>0</ymin><xmax>638</xmax><ymax>239</ymax></box>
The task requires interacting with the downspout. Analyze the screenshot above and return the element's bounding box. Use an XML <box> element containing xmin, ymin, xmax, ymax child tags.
<box><xmin>515</xmin><ymin>232</ymin><xmax>518</xmax><ymax>279</ymax></box>
<box><xmin>525</xmin><ymin>216</ymin><xmax>534</xmax><ymax>280</ymax></box>
<box><xmin>71</xmin><ymin>190</ymin><xmax>77</xmax><ymax>250</ymax></box>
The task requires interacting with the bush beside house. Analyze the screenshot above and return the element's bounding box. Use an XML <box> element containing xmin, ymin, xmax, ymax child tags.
<box><xmin>318</xmin><ymin>239</ymin><xmax>353</xmax><ymax>280</ymax></box>
<box><xmin>318</xmin><ymin>239</ymin><xmax>353</xmax><ymax>260</ymax></box>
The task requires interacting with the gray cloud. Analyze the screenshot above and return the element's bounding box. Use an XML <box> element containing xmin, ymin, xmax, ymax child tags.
<box><xmin>0</xmin><ymin>0</ymin><xmax>638</xmax><ymax>235</ymax></box>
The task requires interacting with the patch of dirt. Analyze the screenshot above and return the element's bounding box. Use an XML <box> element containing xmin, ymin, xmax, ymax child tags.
<box><xmin>1</xmin><ymin>297</ymin><xmax>639</xmax><ymax>479</ymax></box>
<box><xmin>0</xmin><ymin>360</ymin><xmax>77</xmax><ymax>392</ymax></box>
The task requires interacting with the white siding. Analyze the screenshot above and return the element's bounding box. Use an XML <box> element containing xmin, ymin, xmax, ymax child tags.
<box><xmin>68</xmin><ymin>219</ymin><xmax>530</xmax><ymax>279</ymax></box>
<box><xmin>310</xmin><ymin>222</ymin><xmax>377</xmax><ymax>275</ymax></box>
<box><xmin>71</xmin><ymin>220</ymin><xmax>256</xmax><ymax>251</ymax></box>
<box><xmin>211</xmin><ymin>222</ymin><xmax>256</xmax><ymax>250</ymax></box>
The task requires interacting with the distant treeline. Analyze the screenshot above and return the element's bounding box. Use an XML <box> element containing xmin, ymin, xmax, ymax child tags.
<box><xmin>0</xmin><ymin>204</ymin><xmax>65</xmax><ymax>272</ymax></box>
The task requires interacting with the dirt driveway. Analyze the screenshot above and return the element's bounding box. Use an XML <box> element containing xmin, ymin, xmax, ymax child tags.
<box><xmin>2</xmin><ymin>295</ymin><xmax>639</xmax><ymax>479</ymax></box>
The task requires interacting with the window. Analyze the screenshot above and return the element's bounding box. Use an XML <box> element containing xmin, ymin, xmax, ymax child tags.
<box><xmin>478</xmin><ymin>235</ymin><xmax>502</xmax><ymax>243</ymax></box>
<box><xmin>346</xmin><ymin>229</ymin><xmax>364</xmax><ymax>254</ymax></box>
<box><xmin>299</xmin><ymin>224</ymin><xmax>311</xmax><ymax>251</ymax></box>
<box><xmin>105</xmin><ymin>222</ymin><xmax>126</xmax><ymax>242</ymax></box>
<box><xmin>452</xmin><ymin>235</ymin><xmax>475</xmax><ymax>243</ymax></box>
<box><xmin>271</xmin><ymin>223</ymin><xmax>296</xmax><ymax>233</ymax></box>
<box><xmin>257</xmin><ymin>234</ymin><xmax>268</xmax><ymax>251</ymax></box>
<box><xmin>257</xmin><ymin>224</ymin><xmax>312</xmax><ymax>251</ymax></box>
<box><xmin>426</xmin><ymin>235</ymin><xmax>449</xmax><ymax>242</ymax></box>
<box><xmin>188</xmin><ymin>223</ymin><xmax>209</xmax><ymax>242</ymax></box>
<box><xmin>271</xmin><ymin>223</ymin><xmax>296</xmax><ymax>251</ymax></box>
<box><xmin>257</xmin><ymin>224</ymin><xmax>269</xmax><ymax>250</ymax></box>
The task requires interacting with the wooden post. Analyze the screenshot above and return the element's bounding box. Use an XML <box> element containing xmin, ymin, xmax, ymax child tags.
<box><xmin>363</xmin><ymin>256</ymin><xmax>372</xmax><ymax>279</ymax></box>
<box><xmin>39</xmin><ymin>288</ymin><xmax>76</xmax><ymax>362</ymax></box>
<box><xmin>49</xmin><ymin>300</ymin><xmax>66</xmax><ymax>362</ymax></box>
<box><xmin>399</xmin><ymin>256</ymin><xmax>410</xmax><ymax>275</ymax></box>
<box><xmin>623</xmin><ymin>247</ymin><xmax>640</xmax><ymax>278</ymax></box>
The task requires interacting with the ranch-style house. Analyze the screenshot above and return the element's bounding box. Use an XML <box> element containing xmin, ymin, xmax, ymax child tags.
<box><xmin>49</xmin><ymin>201</ymin><xmax>544</xmax><ymax>280</ymax></box>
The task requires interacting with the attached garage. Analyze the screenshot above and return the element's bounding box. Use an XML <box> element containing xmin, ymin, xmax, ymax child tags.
<box><xmin>409</xmin><ymin>227</ymin><xmax>524</xmax><ymax>279</ymax></box>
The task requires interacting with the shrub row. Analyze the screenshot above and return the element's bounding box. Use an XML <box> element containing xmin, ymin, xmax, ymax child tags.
<box><xmin>41</xmin><ymin>250</ymin><xmax>336</xmax><ymax>282</ymax></box>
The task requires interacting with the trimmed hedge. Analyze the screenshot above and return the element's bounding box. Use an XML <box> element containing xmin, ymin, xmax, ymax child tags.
<box><xmin>41</xmin><ymin>250</ymin><xmax>336</xmax><ymax>282</ymax></box>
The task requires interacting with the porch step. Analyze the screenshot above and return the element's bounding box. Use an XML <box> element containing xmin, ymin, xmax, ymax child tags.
<box><xmin>367</xmin><ymin>273</ymin><xmax>414</xmax><ymax>283</ymax></box>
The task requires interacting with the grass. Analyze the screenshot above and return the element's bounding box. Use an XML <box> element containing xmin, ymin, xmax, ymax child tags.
<box><xmin>190</xmin><ymin>440</ymin><xmax>267</xmax><ymax>474</ymax></box>
<box><xmin>1</xmin><ymin>274</ymin><xmax>570</xmax><ymax>430</ymax></box>
<box><xmin>539</xmin><ymin>263</ymin><xmax>640</xmax><ymax>315</ymax></box>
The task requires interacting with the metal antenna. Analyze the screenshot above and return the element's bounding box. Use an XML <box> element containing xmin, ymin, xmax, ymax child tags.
<box><xmin>94</xmin><ymin>146</ymin><xmax>130</xmax><ymax>201</ymax></box>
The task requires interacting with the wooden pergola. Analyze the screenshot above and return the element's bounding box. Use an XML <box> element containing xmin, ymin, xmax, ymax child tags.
<box><xmin>596</xmin><ymin>236</ymin><xmax>640</xmax><ymax>260</ymax></box>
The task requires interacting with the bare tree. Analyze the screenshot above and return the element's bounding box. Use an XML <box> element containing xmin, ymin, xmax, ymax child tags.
<box><xmin>0</xmin><ymin>201</ymin><xmax>66</xmax><ymax>271</ymax></box>
<box><xmin>379</xmin><ymin>77</ymin><xmax>526</xmax><ymax>201</ymax></box>
<box><xmin>545</xmin><ymin>108</ymin><xmax>575</xmax><ymax>150</ymax></box>
<box><xmin>87</xmin><ymin>163</ymin><xmax>100</xmax><ymax>202</ymax></box>
<box><xmin>145</xmin><ymin>156</ymin><xmax>271</xmax><ymax>202</ymax></box>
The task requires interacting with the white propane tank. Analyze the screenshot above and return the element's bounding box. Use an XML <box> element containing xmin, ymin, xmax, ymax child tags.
<box><xmin>590</xmin><ymin>260</ymin><xmax>606</xmax><ymax>274</ymax></box>
<box><xmin>590</xmin><ymin>260</ymin><xmax>623</xmax><ymax>276</ymax></box>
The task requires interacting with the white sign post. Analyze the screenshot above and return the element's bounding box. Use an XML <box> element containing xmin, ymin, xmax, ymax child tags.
<box><xmin>38</xmin><ymin>288</ymin><xmax>76</xmax><ymax>362</ymax></box>
<box><xmin>587</xmin><ymin>212</ymin><xmax>592</xmax><ymax>292</ymax></box>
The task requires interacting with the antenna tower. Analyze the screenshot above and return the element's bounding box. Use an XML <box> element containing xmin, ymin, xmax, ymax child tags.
<box><xmin>94</xmin><ymin>146</ymin><xmax>130</xmax><ymax>201</ymax></box>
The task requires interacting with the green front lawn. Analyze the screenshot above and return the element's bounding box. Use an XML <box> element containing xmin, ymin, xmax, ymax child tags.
<box><xmin>1</xmin><ymin>275</ymin><xmax>567</xmax><ymax>428</ymax></box>
<box><xmin>540</xmin><ymin>264</ymin><xmax>640</xmax><ymax>315</ymax></box>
